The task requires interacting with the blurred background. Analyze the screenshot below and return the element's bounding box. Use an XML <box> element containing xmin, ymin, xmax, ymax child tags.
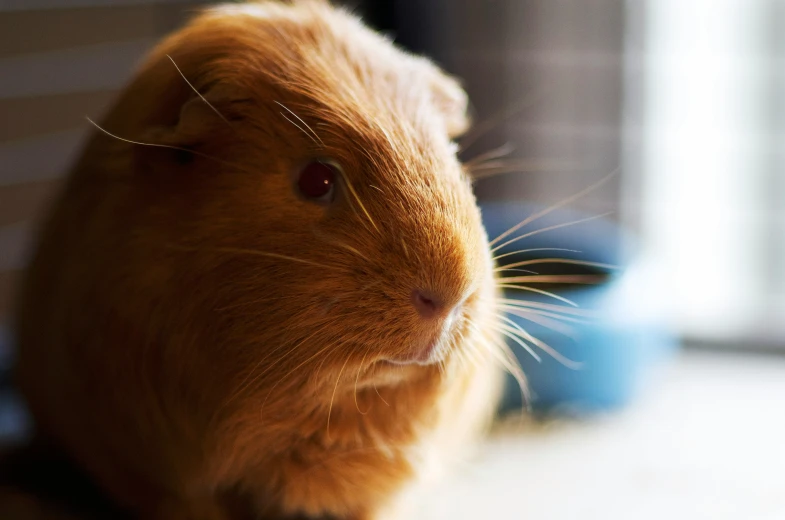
<box><xmin>0</xmin><ymin>0</ymin><xmax>783</xmax><ymax>517</ymax></box>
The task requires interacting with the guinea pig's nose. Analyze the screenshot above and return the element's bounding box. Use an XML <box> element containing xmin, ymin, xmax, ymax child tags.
<box><xmin>411</xmin><ymin>289</ymin><xmax>444</xmax><ymax>319</ymax></box>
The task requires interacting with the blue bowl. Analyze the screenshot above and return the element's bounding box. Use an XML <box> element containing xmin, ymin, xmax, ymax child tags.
<box><xmin>480</xmin><ymin>201</ymin><xmax>677</xmax><ymax>415</ymax></box>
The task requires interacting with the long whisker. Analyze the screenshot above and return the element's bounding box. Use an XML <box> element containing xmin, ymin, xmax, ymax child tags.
<box><xmin>467</xmin><ymin>320</ymin><xmax>531</xmax><ymax>407</ymax></box>
<box><xmin>502</xmin><ymin>325</ymin><xmax>583</xmax><ymax>369</ymax></box>
<box><xmin>166</xmin><ymin>54</ymin><xmax>231</xmax><ymax>127</ymax></box>
<box><xmin>340</xmin><ymin>174</ymin><xmax>380</xmax><ymax>233</ymax></box>
<box><xmin>498</xmin><ymin>298</ymin><xmax>595</xmax><ymax>317</ymax></box>
<box><xmin>496</xmin><ymin>267</ymin><xmax>539</xmax><ymax>275</ymax></box>
<box><xmin>498</xmin><ymin>274</ymin><xmax>605</xmax><ymax>284</ymax></box>
<box><xmin>86</xmin><ymin>118</ymin><xmax>245</xmax><ymax>170</ymax></box>
<box><xmin>169</xmin><ymin>245</ymin><xmax>342</xmax><ymax>271</ymax></box>
<box><xmin>488</xmin><ymin>170</ymin><xmax>618</xmax><ymax>248</ymax></box>
<box><xmin>500</xmin><ymin>305</ymin><xmax>590</xmax><ymax>325</ymax></box>
<box><xmin>326</xmin><ymin>356</ymin><xmax>351</xmax><ymax>440</ymax></box>
<box><xmin>373</xmin><ymin>383</ymin><xmax>390</xmax><ymax>407</ymax></box>
<box><xmin>497</xmin><ymin>313</ymin><xmax>531</xmax><ymax>338</ymax></box>
<box><xmin>453</xmin><ymin>326</ymin><xmax>474</xmax><ymax>370</ymax></box>
<box><xmin>274</xmin><ymin>101</ymin><xmax>324</xmax><ymax>146</ymax></box>
<box><xmin>496</xmin><ymin>315</ymin><xmax>549</xmax><ymax>358</ymax></box>
<box><xmin>494</xmin><ymin>258</ymin><xmax>617</xmax><ymax>273</ymax></box>
<box><xmin>496</xmin><ymin>309</ymin><xmax>577</xmax><ymax>338</ymax></box>
<box><xmin>493</xmin><ymin>247</ymin><xmax>581</xmax><ymax>262</ymax></box>
<box><xmin>279</xmin><ymin>112</ymin><xmax>319</xmax><ymax>146</ymax></box>
<box><xmin>496</xmin><ymin>326</ymin><xmax>541</xmax><ymax>363</ymax></box>
<box><xmin>354</xmin><ymin>348</ymin><xmax>371</xmax><ymax>415</ymax></box>
<box><xmin>458</xmin><ymin>90</ymin><xmax>541</xmax><ymax>152</ymax></box>
<box><xmin>456</xmin><ymin>327</ymin><xmax>483</xmax><ymax>368</ymax></box>
<box><xmin>470</xmin><ymin>160</ymin><xmax>578</xmax><ymax>182</ymax></box>
<box><xmin>469</xmin><ymin>159</ymin><xmax>574</xmax><ymax>172</ymax></box>
<box><xmin>331</xmin><ymin>241</ymin><xmax>371</xmax><ymax>263</ymax></box>
<box><xmin>230</xmin><ymin>326</ymin><xmax>326</xmax><ymax>408</ymax></box>
<box><xmin>495</xmin><ymin>284</ymin><xmax>578</xmax><ymax>306</ymax></box>
<box><xmin>261</xmin><ymin>340</ymin><xmax>343</xmax><ymax>420</ymax></box>
<box><xmin>312</xmin><ymin>230</ymin><xmax>372</xmax><ymax>263</ymax></box>
<box><xmin>491</xmin><ymin>212</ymin><xmax>614</xmax><ymax>254</ymax></box>
<box><xmin>478</xmin><ymin>336</ymin><xmax>532</xmax><ymax>410</ymax></box>
<box><xmin>463</xmin><ymin>142</ymin><xmax>515</xmax><ymax>168</ymax></box>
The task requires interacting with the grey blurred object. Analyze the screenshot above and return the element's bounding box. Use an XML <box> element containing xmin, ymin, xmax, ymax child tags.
<box><xmin>0</xmin><ymin>324</ymin><xmax>29</xmax><ymax>443</ymax></box>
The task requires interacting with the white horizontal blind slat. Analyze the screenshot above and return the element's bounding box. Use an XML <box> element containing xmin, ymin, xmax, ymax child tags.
<box><xmin>0</xmin><ymin>0</ymin><xmax>196</xmax><ymax>12</ymax></box>
<box><xmin>639</xmin><ymin>0</ymin><xmax>779</xmax><ymax>343</ymax></box>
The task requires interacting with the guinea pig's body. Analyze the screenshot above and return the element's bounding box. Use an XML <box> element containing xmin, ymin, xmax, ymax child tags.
<box><xmin>12</xmin><ymin>1</ymin><xmax>504</xmax><ymax>518</ymax></box>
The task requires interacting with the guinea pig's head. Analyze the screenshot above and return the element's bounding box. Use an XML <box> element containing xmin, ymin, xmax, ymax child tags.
<box><xmin>78</xmin><ymin>0</ymin><xmax>499</xmax><ymax>421</ymax></box>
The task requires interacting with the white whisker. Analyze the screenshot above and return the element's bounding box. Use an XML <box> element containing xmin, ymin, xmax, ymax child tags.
<box><xmin>85</xmin><ymin>117</ymin><xmax>242</xmax><ymax>169</ymax></box>
<box><xmin>491</xmin><ymin>212</ymin><xmax>614</xmax><ymax>254</ymax></box>
<box><xmin>463</xmin><ymin>142</ymin><xmax>515</xmax><ymax>168</ymax></box>
<box><xmin>495</xmin><ymin>326</ymin><xmax>541</xmax><ymax>363</ymax></box>
<box><xmin>497</xmin><ymin>274</ymin><xmax>605</xmax><ymax>285</ymax></box>
<box><xmin>166</xmin><ymin>54</ymin><xmax>232</xmax><ymax>127</ymax></box>
<box><xmin>493</xmin><ymin>247</ymin><xmax>581</xmax><ymax>262</ymax></box>
<box><xmin>340</xmin><ymin>174</ymin><xmax>380</xmax><ymax>233</ymax></box>
<box><xmin>498</xmin><ymin>298</ymin><xmax>594</xmax><ymax>316</ymax></box>
<box><xmin>279</xmin><ymin>111</ymin><xmax>320</xmax><ymax>146</ymax></box>
<box><xmin>275</xmin><ymin>100</ymin><xmax>324</xmax><ymax>146</ymax></box>
<box><xmin>496</xmin><ymin>284</ymin><xmax>578</xmax><ymax>307</ymax></box>
<box><xmin>326</xmin><ymin>356</ymin><xmax>351</xmax><ymax>440</ymax></box>
<box><xmin>496</xmin><ymin>309</ymin><xmax>578</xmax><ymax>338</ymax></box>
<box><xmin>488</xmin><ymin>170</ymin><xmax>618</xmax><ymax>248</ymax></box>
<box><xmin>494</xmin><ymin>258</ymin><xmax>617</xmax><ymax>273</ymax></box>
<box><xmin>354</xmin><ymin>348</ymin><xmax>371</xmax><ymax>415</ymax></box>
<box><xmin>172</xmin><ymin>245</ymin><xmax>341</xmax><ymax>271</ymax></box>
<box><xmin>500</xmin><ymin>305</ymin><xmax>590</xmax><ymax>325</ymax></box>
<box><xmin>501</xmin><ymin>324</ymin><xmax>583</xmax><ymax>370</ymax></box>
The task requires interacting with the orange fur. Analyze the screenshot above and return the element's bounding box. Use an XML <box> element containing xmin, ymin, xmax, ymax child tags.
<box><xmin>13</xmin><ymin>1</ymin><xmax>503</xmax><ymax>518</ymax></box>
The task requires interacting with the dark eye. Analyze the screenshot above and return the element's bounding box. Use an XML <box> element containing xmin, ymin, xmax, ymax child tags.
<box><xmin>296</xmin><ymin>161</ymin><xmax>338</xmax><ymax>203</ymax></box>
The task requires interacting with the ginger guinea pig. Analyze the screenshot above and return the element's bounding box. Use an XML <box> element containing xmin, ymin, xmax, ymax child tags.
<box><xmin>13</xmin><ymin>1</ymin><xmax>505</xmax><ymax>518</ymax></box>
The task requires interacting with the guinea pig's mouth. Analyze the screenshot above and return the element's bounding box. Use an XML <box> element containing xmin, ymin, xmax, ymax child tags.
<box><xmin>377</xmin><ymin>290</ymin><xmax>473</xmax><ymax>367</ymax></box>
<box><xmin>381</xmin><ymin>317</ymin><xmax>458</xmax><ymax>367</ymax></box>
<box><xmin>382</xmin><ymin>338</ymin><xmax>441</xmax><ymax>367</ymax></box>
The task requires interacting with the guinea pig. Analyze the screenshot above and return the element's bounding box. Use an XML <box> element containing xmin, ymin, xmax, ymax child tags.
<box><xmin>12</xmin><ymin>1</ymin><xmax>507</xmax><ymax>518</ymax></box>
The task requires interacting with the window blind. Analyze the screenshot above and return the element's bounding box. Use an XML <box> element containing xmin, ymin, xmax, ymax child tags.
<box><xmin>0</xmin><ymin>1</ymin><xmax>209</xmax><ymax>327</ymax></box>
<box><xmin>630</xmin><ymin>0</ymin><xmax>785</xmax><ymax>349</ymax></box>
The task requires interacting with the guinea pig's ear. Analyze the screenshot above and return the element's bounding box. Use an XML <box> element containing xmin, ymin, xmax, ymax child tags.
<box><xmin>136</xmin><ymin>85</ymin><xmax>235</xmax><ymax>171</ymax></box>
<box><xmin>145</xmin><ymin>97</ymin><xmax>203</xmax><ymax>141</ymax></box>
<box><xmin>428</xmin><ymin>69</ymin><xmax>471</xmax><ymax>139</ymax></box>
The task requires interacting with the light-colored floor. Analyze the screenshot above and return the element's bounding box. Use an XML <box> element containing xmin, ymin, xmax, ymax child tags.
<box><xmin>418</xmin><ymin>351</ymin><xmax>785</xmax><ymax>519</ymax></box>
